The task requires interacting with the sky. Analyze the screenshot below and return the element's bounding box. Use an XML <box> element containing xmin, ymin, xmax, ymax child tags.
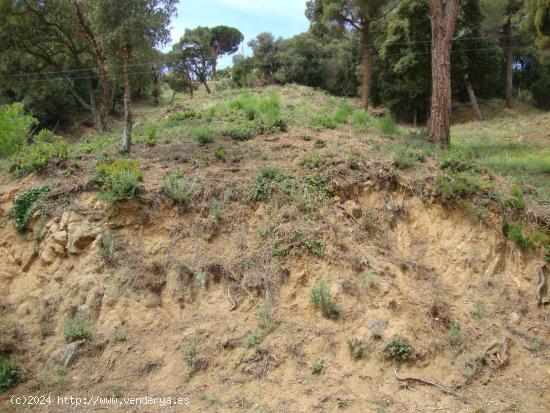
<box><xmin>167</xmin><ymin>0</ymin><xmax>310</xmax><ymax>68</ymax></box>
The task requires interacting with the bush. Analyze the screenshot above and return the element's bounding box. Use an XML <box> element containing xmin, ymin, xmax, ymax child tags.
<box><xmin>214</xmin><ymin>147</ymin><xmax>227</xmax><ymax>161</ymax></box>
<box><xmin>0</xmin><ymin>358</ymin><xmax>19</xmax><ymax>393</ymax></box>
<box><xmin>504</xmin><ymin>186</ymin><xmax>525</xmax><ymax>210</ymax></box>
<box><xmin>502</xmin><ymin>220</ymin><xmax>531</xmax><ymax>248</ymax></box>
<box><xmin>439</xmin><ymin>148</ymin><xmax>475</xmax><ymax>172</ymax></box>
<box><xmin>333</xmin><ymin>102</ymin><xmax>352</xmax><ymax>124</ymax></box>
<box><xmin>10</xmin><ymin>185</ymin><xmax>50</xmax><ymax>232</ymax></box>
<box><xmin>310</xmin><ymin>112</ymin><xmax>338</xmax><ymax>130</ymax></box>
<box><xmin>0</xmin><ymin>103</ymin><xmax>37</xmax><ymax>157</ymax></box>
<box><xmin>191</xmin><ymin>127</ymin><xmax>216</xmax><ymax>147</ymax></box>
<box><xmin>10</xmin><ymin>130</ymin><xmax>68</xmax><ymax>176</ymax></box>
<box><xmin>223</xmin><ymin>121</ymin><xmax>259</xmax><ymax>141</ymax></box>
<box><xmin>310</xmin><ymin>279</ymin><xmax>340</xmax><ymax>319</ymax></box>
<box><xmin>377</xmin><ymin>113</ymin><xmax>398</xmax><ymax>136</ymax></box>
<box><xmin>447</xmin><ymin>320</ymin><xmax>463</xmax><ymax>349</ymax></box>
<box><xmin>94</xmin><ymin>159</ymin><xmax>143</xmax><ymax>202</ymax></box>
<box><xmin>347</xmin><ymin>338</ymin><xmax>366</xmax><ymax>359</ymax></box>
<box><xmin>311</xmin><ymin>360</ymin><xmax>325</xmax><ymax>374</ymax></box>
<box><xmin>530</xmin><ymin>66</ymin><xmax>550</xmax><ymax>110</ymax></box>
<box><xmin>249</xmin><ymin>166</ymin><xmax>287</xmax><ymax>201</ymax></box>
<box><xmin>393</xmin><ymin>145</ymin><xmax>425</xmax><ymax>169</ymax></box>
<box><xmin>144</xmin><ymin>125</ymin><xmax>157</xmax><ymax>147</ymax></box>
<box><xmin>162</xmin><ymin>171</ymin><xmax>199</xmax><ymax>206</ymax></box>
<box><xmin>380</xmin><ymin>336</ymin><xmax>415</xmax><ymax>362</ymax></box>
<box><xmin>435</xmin><ymin>171</ymin><xmax>489</xmax><ymax>200</ymax></box>
<box><xmin>63</xmin><ymin>318</ymin><xmax>91</xmax><ymax>342</ymax></box>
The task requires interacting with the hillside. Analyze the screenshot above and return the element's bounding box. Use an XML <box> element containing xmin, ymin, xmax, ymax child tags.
<box><xmin>0</xmin><ymin>85</ymin><xmax>549</xmax><ymax>413</ymax></box>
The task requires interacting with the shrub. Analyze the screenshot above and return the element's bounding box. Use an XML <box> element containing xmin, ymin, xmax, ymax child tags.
<box><xmin>439</xmin><ymin>148</ymin><xmax>475</xmax><ymax>172</ymax></box>
<box><xmin>502</xmin><ymin>220</ymin><xmax>531</xmax><ymax>248</ymax></box>
<box><xmin>310</xmin><ymin>279</ymin><xmax>340</xmax><ymax>319</ymax></box>
<box><xmin>530</xmin><ymin>66</ymin><xmax>550</xmax><ymax>110</ymax></box>
<box><xmin>447</xmin><ymin>320</ymin><xmax>464</xmax><ymax>349</ymax></box>
<box><xmin>393</xmin><ymin>145</ymin><xmax>425</xmax><ymax>169</ymax></box>
<box><xmin>223</xmin><ymin>121</ymin><xmax>259</xmax><ymax>141</ymax></box>
<box><xmin>435</xmin><ymin>171</ymin><xmax>489</xmax><ymax>200</ymax></box>
<box><xmin>214</xmin><ymin>147</ymin><xmax>227</xmax><ymax>161</ymax></box>
<box><xmin>10</xmin><ymin>130</ymin><xmax>68</xmax><ymax>176</ymax></box>
<box><xmin>191</xmin><ymin>127</ymin><xmax>216</xmax><ymax>147</ymax></box>
<box><xmin>347</xmin><ymin>338</ymin><xmax>366</xmax><ymax>359</ymax></box>
<box><xmin>380</xmin><ymin>336</ymin><xmax>415</xmax><ymax>362</ymax></box>
<box><xmin>249</xmin><ymin>166</ymin><xmax>287</xmax><ymax>201</ymax></box>
<box><xmin>162</xmin><ymin>171</ymin><xmax>199</xmax><ymax>206</ymax></box>
<box><xmin>63</xmin><ymin>318</ymin><xmax>91</xmax><ymax>342</ymax></box>
<box><xmin>361</xmin><ymin>271</ymin><xmax>380</xmax><ymax>286</ymax></box>
<box><xmin>301</xmin><ymin>154</ymin><xmax>324</xmax><ymax>169</ymax></box>
<box><xmin>311</xmin><ymin>360</ymin><xmax>325</xmax><ymax>374</ymax></box>
<box><xmin>310</xmin><ymin>112</ymin><xmax>337</xmax><ymax>130</ymax></box>
<box><xmin>314</xmin><ymin>139</ymin><xmax>326</xmax><ymax>149</ymax></box>
<box><xmin>184</xmin><ymin>345</ymin><xmax>208</xmax><ymax>376</ymax></box>
<box><xmin>0</xmin><ymin>358</ymin><xmax>19</xmax><ymax>393</ymax></box>
<box><xmin>144</xmin><ymin>125</ymin><xmax>158</xmax><ymax>147</ymax></box>
<box><xmin>377</xmin><ymin>113</ymin><xmax>398</xmax><ymax>135</ymax></box>
<box><xmin>287</xmin><ymin>229</ymin><xmax>326</xmax><ymax>257</ymax></box>
<box><xmin>94</xmin><ymin>159</ymin><xmax>143</xmax><ymax>202</ymax></box>
<box><xmin>0</xmin><ymin>102</ymin><xmax>37</xmax><ymax>157</ymax></box>
<box><xmin>10</xmin><ymin>185</ymin><xmax>50</xmax><ymax>232</ymax></box>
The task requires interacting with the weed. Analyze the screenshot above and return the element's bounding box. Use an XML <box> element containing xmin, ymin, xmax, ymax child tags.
<box><xmin>162</xmin><ymin>171</ymin><xmax>199</xmax><ymax>206</ymax></box>
<box><xmin>393</xmin><ymin>145</ymin><xmax>425</xmax><ymax>169</ymax></box>
<box><xmin>472</xmin><ymin>303</ymin><xmax>485</xmax><ymax>320</ymax></box>
<box><xmin>247</xmin><ymin>329</ymin><xmax>264</xmax><ymax>348</ymax></box>
<box><xmin>301</xmin><ymin>134</ymin><xmax>313</xmax><ymax>141</ymax></box>
<box><xmin>9</xmin><ymin>130</ymin><xmax>68</xmax><ymax>176</ymax></box>
<box><xmin>184</xmin><ymin>344</ymin><xmax>208</xmax><ymax>376</ymax></box>
<box><xmin>447</xmin><ymin>320</ymin><xmax>464</xmax><ymax>349</ymax></box>
<box><xmin>0</xmin><ymin>358</ymin><xmax>20</xmax><ymax>393</ymax></box>
<box><xmin>380</xmin><ymin>336</ymin><xmax>415</xmax><ymax>362</ymax></box>
<box><xmin>301</xmin><ymin>154</ymin><xmax>324</xmax><ymax>169</ymax></box>
<box><xmin>503</xmin><ymin>186</ymin><xmax>525</xmax><ymax>210</ymax></box>
<box><xmin>108</xmin><ymin>328</ymin><xmax>127</xmax><ymax>344</ymax></box>
<box><xmin>256</xmin><ymin>305</ymin><xmax>275</xmax><ymax>333</ymax></box>
<box><xmin>310</xmin><ymin>279</ymin><xmax>340</xmax><ymax>319</ymax></box>
<box><xmin>191</xmin><ymin>127</ymin><xmax>216</xmax><ymax>147</ymax></box>
<box><xmin>223</xmin><ymin>121</ymin><xmax>259</xmax><ymax>141</ymax></box>
<box><xmin>94</xmin><ymin>159</ymin><xmax>143</xmax><ymax>202</ymax></box>
<box><xmin>361</xmin><ymin>271</ymin><xmax>380</xmax><ymax>286</ymax></box>
<box><xmin>347</xmin><ymin>338</ymin><xmax>366</xmax><ymax>359</ymax></box>
<box><xmin>98</xmin><ymin>231</ymin><xmax>116</xmax><ymax>264</ymax></box>
<box><xmin>10</xmin><ymin>185</ymin><xmax>50</xmax><ymax>232</ymax></box>
<box><xmin>377</xmin><ymin>113</ymin><xmax>398</xmax><ymax>135</ymax></box>
<box><xmin>347</xmin><ymin>153</ymin><xmax>360</xmax><ymax>170</ymax></box>
<box><xmin>145</xmin><ymin>125</ymin><xmax>157</xmax><ymax>147</ymax></box>
<box><xmin>435</xmin><ymin>171</ymin><xmax>490</xmax><ymax>200</ymax></box>
<box><xmin>314</xmin><ymin>139</ymin><xmax>326</xmax><ymax>149</ymax></box>
<box><xmin>284</xmin><ymin>229</ymin><xmax>326</xmax><ymax>257</ymax></box>
<box><xmin>333</xmin><ymin>102</ymin><xmax>352</xmax><ymax>124</ymax></box>
<box><xmin>211</xmin><ymin>198</ymin><xmax>224</xmax><ymax>221</ymax></box>
<box><xmin>62</xmin><ymin>317</ymin><xmax>91</xmax><ymax>342</ymax></box>
<box><xmin>439</xmin><ymin>148</ymin><xmax>475</xmax><ymax>172</ymax></box>
<box><xmin>311</xmin><ymin>359</ymin><xmax>325</xmax><ymax>374</ymax></box>
<box><xmin>214</xmin><ymin>147</ymin><xmax>227</xmax><ymax>161</ymax></box>
<box><xmin>352</xmin><ymin>110</ymin><xmax>371</xmax><ymax>129</ymax></box>
<box><xmin>310</xmin><ymin>112</ymin><xmax>337</xmax><ymax>130</ymax></box>
<box><xmin>502</xmin><ymin>220</ymin><xmax>530</xmax><ymax>248</ymax></box>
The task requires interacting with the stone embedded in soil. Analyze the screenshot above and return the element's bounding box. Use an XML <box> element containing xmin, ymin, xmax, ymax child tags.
<box><xmin>343</xmin><ymin>200</ymin><xmax>362</xmax><ymax>219</ymax></box>
<box><xmin>66</xmin><ymin>220</ymin><xmax>101</xmax><ymax>254</ymax></box>
<box><xmin>51</xmin><ymin>230</ymin><xmax>68</xmax><ymax>244</ymax></box>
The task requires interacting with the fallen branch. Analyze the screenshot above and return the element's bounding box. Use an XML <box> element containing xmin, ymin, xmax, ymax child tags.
<box><xmin>227</xmin><ymin>286</ymin><xmax>238</xmax><ymax>311</ymax></box>
<box><xmin>393</xmin><ymin>368</ymin><xmax>465</xmax><ymax>401</ymax></box>
<box><xmin>483</xmin><ymin>335</ymin><xmax>510</xmax><ymax>369</ymax></box>
<box><xmin>536</xmin><ymin>264</ymin><xmax>548</xmax><ymax>307</ymax></box>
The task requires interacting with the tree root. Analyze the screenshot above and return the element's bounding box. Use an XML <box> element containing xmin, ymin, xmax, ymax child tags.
<box><xmin>536</xmin><ymin>264</ymin><xmax>548</xmax><ymax>307</ymax></box>
<box><xmin>393</xmin><ymin>368</ymin><xmax>465</xmax><ymax>402</ymax></box>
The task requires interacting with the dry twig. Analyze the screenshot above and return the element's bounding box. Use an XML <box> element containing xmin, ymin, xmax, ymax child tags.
<box><xmin>393</xmin><ymin>368</ymin><xmax>464</xmax><ymax>401</ymax></box>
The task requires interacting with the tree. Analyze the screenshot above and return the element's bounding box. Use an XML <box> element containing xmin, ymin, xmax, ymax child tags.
<box><xmin>428</xmin><ymin>0</ymin><xmax>460</xmax><ymax>147</ymax></box>
<box><xmin>306</xmin><ymin>0</ymin><xmax>394</xmax><ymax>110</ymax></box>
<box><xmin>248</xmin><ymin>33</ymin><xmax>282</xmax><ymax>80</ymax></box>
<box><xmin>83</xmin><ymin>0</ymin><xmax>177</xmax><ymax>153</ymax></box>
<box><xmin>172</xmin><ymin>27</ymin><xmax>216</xmax><ymax>94</ymax></box>
<box><xmin>210</xmin><ymin>26</ymin><xmax>244</xmax><ymax>77</ymax></box>
<box><xmin>528</xmin><ymin>0</ymin><xmax>550</xmax><ymax>61</ymax></box>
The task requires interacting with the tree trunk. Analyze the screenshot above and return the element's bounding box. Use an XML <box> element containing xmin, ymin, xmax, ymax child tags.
<box><xmin>203</xmin><ymin>81</ymin><xmax>211</xmax><ymax>94</ymax></box>
<box><xmin>428</xmin><ymin>0</ymin><xmax>459</xmax><ymax>148</ymax></box>
<box><xmin>464</xmin><ymin>73</ymin><xmax>484</xmax><ymax>121</ymax></box>
<box><xmin>503</xmin><ymin>18</ymin><xmax>513</xmax><ymax>109</ymax></box>
<box><xmin>413</xmin><ymin>106</ymin><xmax>418</xmax><ymax>128</ymax></box>
<box><xmin>170</xmin><ymin>91</ymin><xmax>176</xmax><ymax>105</ymax></box>
<box><xmin>361</xmin><ymin>21</ymin><xmax>371</xmax><ymax>111</ymax></box>
<box><xmin>90</xmin><ymin>93</ymin><xmax>105</xmax><ymax>132</ymax></box>
<box><xmin>121</xmin><ymin>48</ymin><xmax>132</xmax><ymax>154</ymax></box>
<box><xmin>212</xmin><ymin>48</ymin><xmax>219</xmax><ymax>79</ymax></box>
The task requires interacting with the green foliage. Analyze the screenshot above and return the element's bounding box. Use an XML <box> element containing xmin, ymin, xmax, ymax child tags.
<box><xmin>301</xmin><ymin>154</ymin><xmax>324</xmax><ymax>169</ymax></box>
<box><xmin>285</xmin><ymin>229</ymin><xmax>326</xmax><ymax>257</ymax></box>
<box><xmin>191</xmin><ymin>127</ymin><xmax>216</xmax><ymax>146</ymax></box>
<box><xmin>447</xmin><ymin>320</ymin><xmax>464</xmax><ymax>349</ymax></box>
<box><xmin>184</xmin><ymin>344</ymin><xmax>207</xmax><ymax>376</ymax></box>
<box><xmin>145</xmin><ymin>125</ymin><xmax>158</xmax><ymax>147</ymax></box>
<box><xmin>435</xmin><ymin>171</ymin><xmax>489</xmax><ymax>200</ymax></box>
<box><xmin>310</xmin><ymin>112</ymin><xmax>338</xmax><ymax>130</ymax></box>
<box><xmin>504</xmin><ymin>186</ymin><xmax>525</xmax><ymax>210</ymax></box>
<box><xmin>440</xmin><ymin>148</ymin><xmax>475</xmax><ymax>172</ymax></box>
<box><xmin>249</xmin><ymin>166</ymin><xmax>291</xmax><ymax>201</ymax></box>
<box><xmin>0</xmin><ymin>358</ymin><xmax>19</xmax><ymax>393</ymax></box>
<box><xmin>333</xmin><ymin>102</ymin><xmax>352</xmax><ymax>124</ymax></box>
<box><xmin>352</xmin><ymin>110</ymin><xmax>371</xmax><ymax>129</ymax></box>
<box><xmin>0</xmin><ymin>103</ymin><xmax>37</xmax><ymax>157</ymax></box>
<box><xmin>314</xmin><ymin>139</ymin><xmax>326</xmax><ymax>149</ymax></box>
<box><xmin>10</xmin><ymin>185</ymin><xmax>50</xmax><ymax>232</ymax></box>
<box><xmin>530</xmin><ymin>65</ymin><xmax>550</xmax><ymax>109</ymax></box>
<box><xmin>10</xmin><ymin>130</ymin><xmax>68</xmax><ymax>176</ymax></box>
<box><xmin>94</xmin><ymin>159</ymin><xmax>143</xmax><ymax>202</ymax></box>
<box><xmin>311</xmin><ymin>359</ymin><xmax>325</xmax><ymax>374</ymax></box>
<box><xmin>377</xmin><ymin>114</ymin><xmax>399</xmax><ymax>136</ymax></box>
<box><xmin>347</xmin><ymin>338</ymin><xmax>366</xmax><ymax>359</ymax></box>
<box><xmin>502</xmin><ymin>220</ymin><xmax>531</xmax><ymax>248</ymax></box>
<box><xmin>214</xmin><ymin>147</ymin><xmax>227</xmax><ymax>161</ymax></box>
<box><xmin>63</xmin><ymin>318</ymin><xmax>91</xmax><ymax>343</ymax></box>
<box><xmin>361</xmin><ymin>271</ymin><xmax>381</xmax><ymax>286</ymax></box>
<box><xmin>380</xmin><ymin>336</ymin><xmax>415</xmax><ymax>362</ymax></box>
<box><xmin>392</xmin><ymin>145</ymin><xmax>425</xmax><ymax>169</ymax></box>
<box><xmin>310</xmin><ymin>279</ymin><xmax>340</xmax><ymax>319</ymax></box>
<box><xmin>222</xmin><ymin>121</ymin><xmax>259</xmax><ymax>141</ymax></box>
<box><xmin>162</xmin><ymin>171</ymin><xmax>199</xmax><ymax>206</ymax></box>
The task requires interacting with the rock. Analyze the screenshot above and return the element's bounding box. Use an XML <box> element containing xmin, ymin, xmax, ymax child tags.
<box><xmin>51</xmin><ymin>230</ymin><xmax>68</xmax><ymax>244</ymax></box>
<box><xmin>343</xmin><ymin>200</ymin><xmax>362</xmax><ymax>219</ymax></box>
<box><xmin>510</xmin><ymin>312</ymin><xmax>521</xmax><ymax>325</ymax></box>
<box><xmin>59</xmin><ymin>340</ymin><xmax>86</xmax><ymax>367</ymax></box>
<box><xmin>51</xmin><ymin>242</ymin><xmax>66</xmax><ymax>256</ymax></box>
<box><xmin>40</xmin><ymin>246</ymin><xmax>56</xmax><ymax>265</ymax></box>
<box><xmin>67</xmin><ymin>221</ymin><xmax>101</xmax><ymax>254</ymax></box>
<box><xmin>21</xmin><ymin>251</ymin><xmax>36</xmax><ymax>272</ymax></box>
<box><xmin>59</xmin><ymin>211</ymin><xmax>71</xmax><ymax>230</ymax></box>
